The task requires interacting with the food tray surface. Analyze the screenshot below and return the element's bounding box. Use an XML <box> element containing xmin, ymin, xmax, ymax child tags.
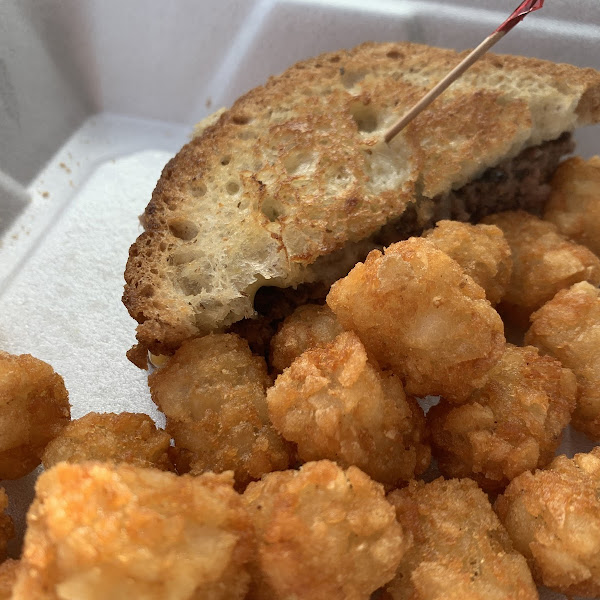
<box><xmin>0</xmin><ymin>2</ymin><xmax>598</xmax><ymax>598</ymax></box>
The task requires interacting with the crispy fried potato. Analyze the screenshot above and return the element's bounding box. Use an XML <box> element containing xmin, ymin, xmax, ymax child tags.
<box><xmin>0</xmin><ymin>559</ymin><xmax>18</xmax><ymax>600</ymax></box>
<box><xmin>149</xmin><ymin>334</ymin><xmax>292</xmax><ymax>488</ymax></box>
<box><xmin>545</xmin><ymin>155</ymin><xmax>600</xmax><ymax>256</ymax></box>
<box><xmin>0</xmin><ymin>560</ymin><xmax>19</xmax><ymax>600</ymax></box>
<box><xmin>42</xmin><ymin>412</ymin><xmax>173</xmax><ymax>471</ymax></box>
<box><xmin>423</xmin><ymin>220</ymin><xmax>512</xmax><ymax>305</ymax></box>
<box><xmin>483</xmin><ymin>211</ymin><xmax>600</xmax><ymax>327</ymax></box>
<box><xmin>267</xmin><ymin>331</ymin><xmax>430</xmax><ymax>488</ymax></box>
<box><xmin>496</xmin><ymin>448</ymin><xmax>600</xmax><ymax>597</ymax></box>
<box><xmin>269</xmin><ymin>304</ymin><xmax>343</xmax><ymax>373</ymax></box>
<box><xmin>0</xmin><ymin>351</ymin><xmax>71</xmax><ymax>479</ymax></box>
<box><xmin>0</xmin><ymin>490</ymin><xmax>14</xmax><ymax>563</ymax></box>
<box><xmin>229</xmin><ymin>283</ymin><xmax>333</xmax><ymax>360</ymax></box>
<box><xmin>327</xmin><ymin>238</ymin><xmax>505</xmax><ymax>403</ymax></box>
<box><xmin>525</xmin><ymin>281</ymin><xmax>600</xmax><ymax>439</ymax></box>
<box><xmin>428</xmin><ymin>344</ymin><xmax>576</xmax><ymax>491</ymax></box>
<box><xmin>12</xmin><ymin>463</ymin><xmax>254</xmax><ymax>600</ymax></box>
<box><xmin>384</xmin><ymin>478</ymin><xmax>538</xmax><ymax>600</ymax></box>
<box><xmin>243</xmin><ymin>460</ymin><xmax>407</xmax><ymax>599</ymax></box>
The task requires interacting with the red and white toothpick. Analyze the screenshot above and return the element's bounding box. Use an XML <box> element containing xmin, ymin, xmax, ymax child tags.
<box><xmin>383</xmin><ymin>0</ymin><xmax>544</xmax><ymax>144</ymax></box>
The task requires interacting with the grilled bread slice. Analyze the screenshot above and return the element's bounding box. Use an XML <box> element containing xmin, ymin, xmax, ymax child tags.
<box><xmin>123</xmin><ymin>41</ymin><xmax>600</xmax><ymax>359</ymax></box>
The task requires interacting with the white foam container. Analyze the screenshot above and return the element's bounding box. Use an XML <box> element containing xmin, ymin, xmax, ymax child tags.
<box><xmin>0</xmin><ymin>1</ymin><xmax>598</xmax><ymax>596</ymax></box>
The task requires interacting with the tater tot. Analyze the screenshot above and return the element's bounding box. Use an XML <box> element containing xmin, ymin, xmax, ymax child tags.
<box><xmin>496</xmin><ymin>448</ymin><xmax>600</xmax><ymax>597</ymax></box>
<box><xmin>428</xmin><ymin>344</ymin><xmax>576</xmax><ymax>491</ymax></box>
<box><xmin>327</xmin><ymin>238</ymin><xmax>505</xmax><ymax>403</ymax></box>
<box><xmin>525</xmin><ymin>281</ymin><xmax>600</xmax><ymax>439</ymax></box>
<box><xmin>42</xmin><ymin>412</ymin><xmax>173</xmax><ymax>471</ymax></box>
<box><xmin>423</xmin><ymin>220</ymin><xmax>512</xmax><ymax>305</ymax></box>
<box><xmin>0</xmin><ymin>351</ymin><xmax>71</xmax><ymax>479</ymax></box>
<box><xmin>11</xmin><ymin>463</ymin><xmax>254</xmax><ymax>600</ymax></box>
<box><xmin>483</xmin><ymin>211</ymin><xmax>600</xmax><ymax>327</ymax></box>
<box><xmin>267</xmin><ymin>331</ymin><xmax>430</xmax><ymax>488</ymax></box>
<box><xmin>384</xmin><ymin>478</ymin><xmax>538</xmax><ymax>600</ymax></box>
<box><xmin>0</xmin><ymin>560</ymin><xmax>19</xmax><ymax>600</ymax></box>
<box><xmin>0</xmin><ymin>490</ymin><xmax>14</xmax><ymax>562</ymax></box>
<box><xmin>269</xmin><ymin>304</ymin><xmax>343</xmax><ymax>373</ymax></box>
<box><xmin>149</xmin><ymin>334</ymin><xmax>292</xmax><ymax>487</ymax></box>
<box><xmin>545</xmin><ymin>155</ymin><xmax>600</xmax><ymax>256</ymax></box>
<box><xmin>243</xmin><ymin>460</ymin><xmax>407</xmax><ymax>600</ymax></box>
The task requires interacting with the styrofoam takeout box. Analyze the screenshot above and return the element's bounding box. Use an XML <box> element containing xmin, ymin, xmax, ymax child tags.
<box><xmin>0</xmin><ymin>1</ymin><xmax>598</xmax><ymax>596</ymax></box>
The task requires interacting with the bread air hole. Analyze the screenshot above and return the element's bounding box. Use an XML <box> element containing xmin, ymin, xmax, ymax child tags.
<box><xmin>386</xmin><ymin>50</ymin><xmax>403</xmax><ymax>59</ymax></box>
<box><xmin>168</xmin><ymin>219</ymin><xmax>199</xmax><ymax>241</ymax></box>
<box><xmin>232</xmin><ymin>114</ymin><xmax>251</xmax><ymax>125</ymax></box>
<box><xmin>220</xmin><ymin>155</ymin><xmax>231</xmax><ymax>166</ymax></box>
<box><xmin>283</xmin><ymin>153</ymin><xmax>314</xmax><ymax>177</ymax></box>
<box><xmin>350</xmin><ymin>103</ymin><xmax>378</xmax><ymax>133</ymax></box>
<box><xmin>226</xmin><ymin>181</ymin><xmax>240</xmax><ymax>195</ymax></box>
<box><xmin>189</xmin><ymin>182</ymin><xmax>207</xmax><ymax>197</ymax></box>
<box><xmin>261</xmin><ymin>196</ymin><xmax>282</xmax><ymax>222</ymax></box>
<box><xmin>170</xmin><ymin>248</ymin><xmax>197</xmax><ymax>266</ymax></box>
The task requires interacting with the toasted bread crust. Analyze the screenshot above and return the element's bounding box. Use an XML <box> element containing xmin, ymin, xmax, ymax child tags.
<box><xmin>124</xmin><ymin>41</ymin><xmax>600</xmax><ymax>356</ymax></box>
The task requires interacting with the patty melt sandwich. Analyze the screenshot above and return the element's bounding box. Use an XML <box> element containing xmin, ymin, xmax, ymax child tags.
<box><xmin>123</xmin><ymin>41</ymin><xmax>600</xmax><ymax>362</ymax></box>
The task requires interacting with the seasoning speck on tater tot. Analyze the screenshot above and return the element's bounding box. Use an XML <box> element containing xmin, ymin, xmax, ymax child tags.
<box><xmin>496</xmin><ymin>447</ymin><xmax>600</xmax><ymax>598</ymax></box>
<box><xmin>12</xmin><ymin>463</ymin><xmax>254</xmax><ymax>600</ymax></box>
<box><xmin>384</xmin><ymin>478</ymin><xmax>538</xmax><ymax>600</ymax></box>
<box><xmin>483</xmin><ymin>211</ymin><xmax>600</xmax><ymax>327</ymax></box>
<box><xmin>267</xmin><ymin>331</ymin><xmax>430</xmax><ymax>488</ymax></box>
<box><xmin>545</xmin><ymin>155</ymin><xmax>600</xmax><ymax>256</ymax></box>
<box><xmin>525</xmin><ymin>281</ymin><xmax>600</xmax><ymax>440</ymax></box>
<box><xmin>327</xmin><ymin>238</ymin><xmax>505</xmax><ymax>403</ymax></box>
<box><xmin>149</xmin><ymin>334</ymin><xmax>292</xmax><ymax>487</ymax></box>
<box><xmin>243</xmin><ymin>460</ymin><xmax>407</xmax><ymax>600</ymax></box>
<box><xmin>0</xmin><ymin>351</ymin><xmax>71</xmax><ymax>479</ymax></box>
<box><xmin>269</xmin><ymin>304</ymin><xmax>343</xmax><ymax>373</ymax></box>
<box><xmin>428</xmin><ymin>344</ymin><xmax>576</xmax><ymax>491</ymax></box>
<box><xmin>42</xmin><ymin>412</ymin><xmax>174</xmax><ymax>471</ymax></box>
<box><xmin>423</xmin><ymin>220</ymin><xmax>512</xmax><ymax>306</ymax></box>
